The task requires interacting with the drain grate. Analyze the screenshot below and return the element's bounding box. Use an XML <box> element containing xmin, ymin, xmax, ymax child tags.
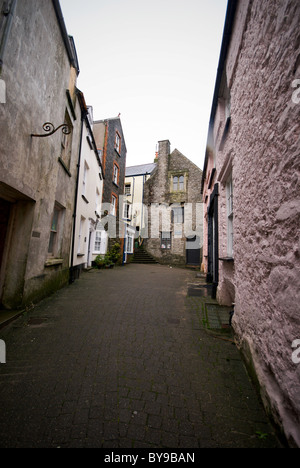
<box><xmin>205</xmin><ymin>304</ymin><xmax>232</xmax><ymax>330</ymax></box>
<box><xmin>188</xmin><ymin>284</ymin><xmax>212</xmax><ymax>297</ymax></box>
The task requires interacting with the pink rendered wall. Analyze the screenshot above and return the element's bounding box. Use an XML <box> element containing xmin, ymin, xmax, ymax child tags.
<box><xmin>206</xmin><ymin>0</ymin><xmax>300</xmax><ymax>446</ymax></box>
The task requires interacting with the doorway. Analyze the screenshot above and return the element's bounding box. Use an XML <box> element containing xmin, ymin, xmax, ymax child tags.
<box><xmin>207</xmin><ymin>183</ymin><xmax>219</xmax><ymax>298</ymax></box>
<box><xmin>186</xmin><ymin>235</ymin><xmax>201</xmax><ymax>266</ymax></box>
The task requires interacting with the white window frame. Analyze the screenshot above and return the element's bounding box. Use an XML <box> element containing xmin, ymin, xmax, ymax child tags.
<box><xmin>111</xmin><ymin>195</ymin><xmax>117</xmax><ymax>216</ymax></box>
<box><xmin>123</xmin><ymin>202</ymin><xmax>131</xmax><ymax>220</ymax></box>
<box><xmin>115</xmin><ymin>132</ymin><xmax>121</xmax><ymax>154</ymax></box>
<box><xmin>113</xmin><ymin>164</ymin><xmax>119</xmax><ymax>185</ymax></box>
<box><xmin>94</xmin><ymin>230</ymin><xmax>102</xmax><ymax>253</ymax></box>
<box><xmin>126</xmin><ymin>235</ymin><xmax>134</xmax><ymax>254</ymax></box>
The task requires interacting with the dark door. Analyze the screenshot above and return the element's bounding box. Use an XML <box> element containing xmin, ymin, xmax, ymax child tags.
<box><xmin>0</xmin><ymin>199</ymin><xmax>11</xmax><ymax>273</ymax></box>
<box><xmin>186</xmin><ymin>235</ymin><xmax>200</xmax><ymax>265</ymax></box>
<box><xmin>207</xmin><ymin>183</ymin><xmax>219</xmax><ymax>298</ymax></box>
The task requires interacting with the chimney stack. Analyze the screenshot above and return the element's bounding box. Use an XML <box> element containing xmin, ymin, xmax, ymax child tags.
<box><xmin>156</xmin><ymin>140</ymin><xmax>170</xmax><ymax>198</ymax></box>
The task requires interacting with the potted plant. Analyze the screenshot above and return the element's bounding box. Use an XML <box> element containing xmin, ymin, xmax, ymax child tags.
<box><xmin>94</xmin><ymin>255</ymin><xmax>105</xmax><ymax>269</ymax></box>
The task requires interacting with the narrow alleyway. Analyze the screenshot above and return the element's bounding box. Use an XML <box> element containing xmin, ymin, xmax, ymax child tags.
<box><xmin>0</xmin><ymin>265</ymin><xmax>281</xmax><ymax>448</ymax></box>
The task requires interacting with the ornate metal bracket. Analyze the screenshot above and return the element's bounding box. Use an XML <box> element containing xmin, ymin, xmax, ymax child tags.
<box><xmin>31</xmin><ymin>122</ymin><xmax>71</xmax><ymax>138</ymax></box>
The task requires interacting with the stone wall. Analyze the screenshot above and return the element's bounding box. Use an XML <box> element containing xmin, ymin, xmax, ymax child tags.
<box><xmin>144</xmin><ymin>141</ymin><xmax>203</xmax><ymax>265</ymax></box>
<box><xmin>0</xmin><ymin>0</ymin><xmax>81</xmax><ymax>308</ymax></box>
<box><xmin>206</xmin><ymin>0</ymin><xmax>300</xmax><ymax>447</ymax></box>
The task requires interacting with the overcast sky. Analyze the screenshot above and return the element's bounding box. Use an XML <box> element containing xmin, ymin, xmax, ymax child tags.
<box><xmin>59</xmin><ymin>0</ymin><xmax>228</xmax><ymax>169</ymax></box>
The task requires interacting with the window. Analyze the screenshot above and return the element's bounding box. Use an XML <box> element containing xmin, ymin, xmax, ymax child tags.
<box><xmin>123</xmin><ymin>203</ymin><xmax>131</xmax><ymax>220</ymax></box>
<box><xmin>82</xmin><ymin>161</ymin><xmax>89</xmax><ymax>196</ymax></box>
<box><xmin>60</xmin><ymin>110</ymin><xmax>73</xmax><ymax>169</ymax></box>
<box><xmin>161</xmin><ymin>232</ymin><xmax>171</xmax><ymax>250</ymax></box>
<box><xmin>125</xmin><ymin>183</ymin><xmax>131</xmax><ymax>195</ymax></box>
<box><xmin>95</xmin><ymin>188</ymin><xmax>100</xmax><ymax>215</ymax></box>
<box><xmin>226</xmin><ymin>175</ymin><xmax>234</xmax><ymax>256</ymax></box>
<box><xmin>173</xmin><ymin>176</ymin><xmax>178</xmax><ymax>191</ymax></box>
<box><xmin>48</xmin><ymin>204</ymin><xmax>64</xmax><ymax>256</ymax></box>
<box><xmin>113</xmin><ymin>164</ymin><xmax>119</xmax><ymax>185</ymax></box>
<box><xmin>115</xmin><ymin>132</ymin><xmax>121</xmax><ymax>154</ymax></box>
<box><xmin>94</xmin><ymin>231</ymin><xmax>102</xmax><ymax>253</ymax></box>
<box><xmin>172</xmin><ymin>207</ymin><xmax>184</xmax><ymax>224</ymax></box>
<box><xmin>77</xmin><ymin>217</ymin><xmax>85</xmax><ymax>254</ymax></box>
<box><xmin>172</xmin><ymin>175</ymin><xmax>185</xmax><ymax>192</ymax></box>
<box><xmin>111</xmin><ymin>194</ymin><xmax>117</xmax><ymax>216</ymax></box>
<box><xmin>126</xmin><ymin>235</ymin><xmax>134</xmax><ymax>254</ymax></box>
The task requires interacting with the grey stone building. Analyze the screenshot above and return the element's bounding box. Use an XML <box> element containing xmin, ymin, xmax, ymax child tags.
<box><xmin>0</xmin><ymin>0</ymin><xmax>81</xmax><ymax>310</ymax></box>
<box><xmin>143</xmin><ymin>140</ymin><xmax>203</xmax><ymax>266</ymax></box>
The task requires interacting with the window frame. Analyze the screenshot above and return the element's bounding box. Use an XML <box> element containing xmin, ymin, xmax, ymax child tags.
<box><xmin>60</xmin><ymin>110</ymin><xmax>73</xmax><ymax>169</ymax></box>
<box><xmin>77</xmin><ymin>216</ymin><xmax>86</xmax><ymax>255</ymax></box>
<box><xmin>113</xmin><ymin>163</ymin><xmax>119</xmax><ymax>186</ymax></box>
<box><xmin>48</xmin><ymin>203</ymin><xmax>64</xmax><ymax>258</ymax></box>
<box><xmin>226</xmin><ymin>175</ymin><xmax>234</xmax><ymax>257</ymax></box>
<box><xmin>125</xmin><ymin>183</ymin><xmax>131</xmax><ymax>195</ymax></box>
<box><xmin>94</xmin><ymin>230</ymin><xmax>102</xmax><ymax>254</ymax></box>
<box><xmin>172</xmin><ymin>206</ymin><xmax>184</xmax><ymax>224</ymax></box>
<box><xmin>171</xmin><ymin>173</ymin><xmax>186</xmax><ymax>192</ymax></box>
<box><xmin>123</xmin><ymin>202</ymin><xmax>131</xmax><ymax>220</ymax></box>
<box><xmin>82</xmin><ymin>161</ymin><xmax>89</xmax><ymax>196</ymax></box>
<box><xmin>110</xmin><ymin>193</ymin><xmax>117</xmax><ymax>216</ymax></box>
<box><xmin>115</xmin><ymin>131</ymin><xmax>121</xmax><ymax>155</ymax></box>
<box><xmin>173</xmin><ymin>176</ymin><xmax>178</xmax><ymax>191</ymax></box>
<box><xmin>161</xmin><ymin>231</ymin><xmax>172</xmax><ymax>250</ymax></box>
<box><xmin>126</xmin><ymin>234</ymin><xmax>134</xmax><ymax>254</ymax></box>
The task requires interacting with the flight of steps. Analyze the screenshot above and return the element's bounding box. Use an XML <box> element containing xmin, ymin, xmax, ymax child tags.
<box><xmin>131</xmin><ymin>247</ymin><xmax>158</xmax><ymax>264</ymax></box>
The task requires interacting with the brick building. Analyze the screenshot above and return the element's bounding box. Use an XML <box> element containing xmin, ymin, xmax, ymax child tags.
<box><xmin>201</xmin><ymin>0</ymin><xmax>300</xmax><ymax>447</ymax></box>
<box><xmin>143</xmin><ymin>140</ymin><xmax>203</xmax><ymax>266</ymax></box>
<box><xmin>93</xmin><ymin>117</ymin><xmax>127</xmax><ymax>256</ymax></box>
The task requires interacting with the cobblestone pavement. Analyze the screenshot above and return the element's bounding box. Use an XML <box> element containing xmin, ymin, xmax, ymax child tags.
<box><xmin>0</xmin><ymin>264</ymin><xmax>282</xmax><ymax>448</ymax></box>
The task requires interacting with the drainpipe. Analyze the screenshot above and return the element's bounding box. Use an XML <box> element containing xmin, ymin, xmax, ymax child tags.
<box><xmin>70</xmin><ymin>109</ymin><xmax>85</xmax><ymax>283</ymax></box>
<box><xmin>0</xmin><ymin>0</ymin><xmax>18</xmax><ymax>76</ymax></box>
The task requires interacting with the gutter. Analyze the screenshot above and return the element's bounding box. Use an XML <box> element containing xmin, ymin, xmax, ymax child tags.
<box><xmin>201</xmin><ymin>0</ymin><xmax>238</xmax><ymax>193</ymax></box>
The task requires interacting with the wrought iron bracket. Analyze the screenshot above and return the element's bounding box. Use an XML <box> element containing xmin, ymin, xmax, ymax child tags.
<box><xmin>31</xmin><ymin>122</ymin><xmax>71</xmax><ymax>138</ymax></box>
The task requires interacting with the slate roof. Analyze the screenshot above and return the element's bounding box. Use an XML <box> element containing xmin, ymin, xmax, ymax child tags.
<box><xmin>125</xmin><ymin>163</ymin><xmax>157</xmax><ymax>177</ymax></box>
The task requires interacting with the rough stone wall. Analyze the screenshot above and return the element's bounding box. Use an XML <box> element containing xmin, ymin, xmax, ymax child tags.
<box><xmin>0</xmin><ymin>0</ymin><xmax>81</xmax><ymax>307</ymax></box>
<box><xmin>213</xmin><ymin>0</ymin><xmax>300</xmax><ymax>447</ymax></box>
<box><xmin>144</xmin><ymin>141</ymin><xmax>203</xmax><ymax>265</ymax></box>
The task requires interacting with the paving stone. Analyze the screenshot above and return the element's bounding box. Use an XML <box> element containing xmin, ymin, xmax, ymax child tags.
<box><xmin>0</xmin><ymin>265</ymin><xmax>282</xmax><ymax>448</ymax></box>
